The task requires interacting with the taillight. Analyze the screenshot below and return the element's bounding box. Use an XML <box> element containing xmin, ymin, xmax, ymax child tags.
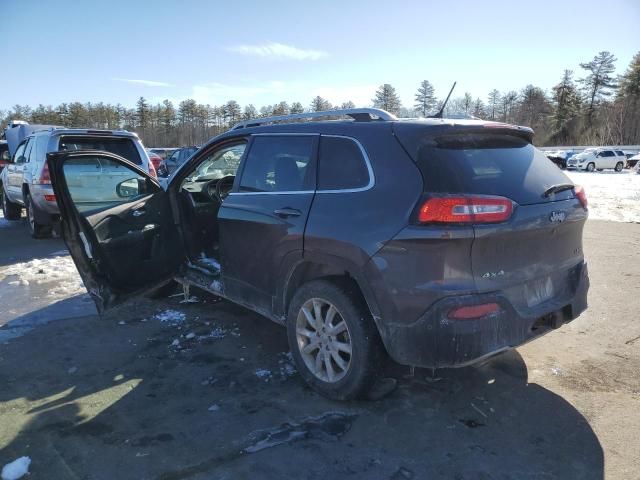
<box><xmin>37</xmin><ymin>162</ymin><xmax>51</xmax><ymax>184</ymax></box>
<box><xmin>148</xmin><ymin>160</ymin><xmax>157</xmax><ymax>178</ymax></box>
<box><xmin>44</xmin><ymin>194</ymin><xmax>56</xmax><ymax>202</ymax></box>
<box><xmin>418</xmin><ymin>195</ymin><xmax>514</xmax><ymax>224</ymax></box>
<box><xmin>448</xmin><ymin>303</ymin><xmax>500</xmax><ymax>320</ymax></box>
<box><xmin>574</xmin><ymin>185</ymin><xmax>588</xmax><ymax>209</ymax></box>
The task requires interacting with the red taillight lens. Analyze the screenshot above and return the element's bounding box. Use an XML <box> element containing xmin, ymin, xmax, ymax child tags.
<box><xmin>37</xmin><ymin>162</ymin><xmax>51</xmax><ymax>184</ymax></box>
<box><xmin>148</xmin><ymin>160</ymin><xmax>157</xmax><ymax>178</ymax></box>
<box><xmin>574</xmin><ymin>185</ymin><xmax>587</xmax><ymax>209</ymax></box>
<box><xmin>448</xmin><ymin>303</ymin><xmax>500</xmax><ymax>320</ymax></box>
<box><xmin>44</xmin><ymin>194</ymin><xmax>56</xmax><ymax>202</ymax></box>
<box><xmin>418</xmin><ymin>196</ymin><xmax>514</xmax><ymax>224</ymax></box>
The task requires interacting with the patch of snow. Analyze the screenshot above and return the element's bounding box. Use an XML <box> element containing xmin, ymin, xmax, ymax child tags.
<box><xmin>179</xmin><ymin>296</ymin><xmax>199</xmax><ymax>304</ymax></box>
<box><xmin>565</xmin><ymin>170</ymin><xmax>640</xmax><ymax>223</ymax></box>
<box><xmin>170</xmin><ymin>339</ymin><xmax>180</xmax><ymax>347</ymax></box>
<box><xmin>0</xmin><ymin>256</ymin><xmax>85</xmax><ymax>298</ymax></box>
<box><xmin>153</xmin><ymin>309</ymin><xmax>186</xmax><ymax>323</ymax></box>
<box><xmin>208</xmin><ymin>404</ymin><xmax>220</xmax><ymax>412</ymax></box>
<box><xmin>278</xmin><ymin>352</ymin><xmax>297</xmax><ymax>379</ymax></box>
<box><xmin>185</xmin><ymin>332</ymin><xmax>196</xmax><ymax>340</ymax></box>
<box><xmin>208</xmin><ymin>326</ymin><xmax>227</xmax><ymax>339</ymax></box>
<box><xmin>1</xmin><ymin>456</ymin><xmax>31</xmax><ymax>480</ymax></box>
<box><xmin>210</xmin><ymin>280</ymin><xmax>223</xmax><ymax>292</ymax></box>
<box><xmin>68</xmin><ymin>366</ymin><xmax>78</xmax><ymax>374</ymax></box>
<box><xmin>255</xmin><ymin>368</ymin><xmax>272</xmax><ymax>381</ymax></box>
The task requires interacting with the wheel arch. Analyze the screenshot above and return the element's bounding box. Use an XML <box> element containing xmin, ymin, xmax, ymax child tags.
<box><xmin>277</xmin><ymin>253</ymin><xmax>385</xmax><ymax>337</ymax></box>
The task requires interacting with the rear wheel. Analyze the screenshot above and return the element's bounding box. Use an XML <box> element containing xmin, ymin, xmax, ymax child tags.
<box><xmin>1</xmin><ymin>188</ymin><xmax>22</xmax><ymax>220</ymax></box>
<box><xmin>286</xmin><ymin>279</ymin><xmax>383</xmax><ymax>400</ymax></box>
<box><xmin>25</xmin><ymin>193</ymin><xmax>52</xmax><ymax>239</ymax></box>
<box><xmin>587</xmin><ymin>162</ymin><xmax>596</xmax><ymax>172</ymax></box>
<box><xmin>615</xmin><ymin>161</ymin><xmax>624</xmax><ymax>172</ymax></box>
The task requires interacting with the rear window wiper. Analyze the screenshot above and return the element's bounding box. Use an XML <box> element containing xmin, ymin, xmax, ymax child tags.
<box><xmin>543</xmin><ymin>183</ymin><xmax>574</xmax><ymax>197</ymax></box>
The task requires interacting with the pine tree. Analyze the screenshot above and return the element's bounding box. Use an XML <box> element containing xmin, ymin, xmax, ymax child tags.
<box><xmin>243</xmin><ymin>104</ymin><xmax>258</xmax><ymax>120</ymax></box>
<box><xmin>340</xmin><ymin>101</ymin><xmax>356</xmax><ymax>110</ymax></box>
<box><xmin>310</xmin><ymin>96</ymin><xmax>332</xmax><ymax>112</ymax></box>
<box><xmin>472</xmin><ymin>98</ymin><xmax>486</xmax><ymax>118</ymax></box>
<box><xmin>551</xmin><ymin>70</ymin><xmax>581</xmax><ymax>132</ymax></box>
<box><xmin>373</xmin><ymin>84</ymin><xmax>402</xmax><ymax>114</ymax></box>
<box><xmin>272</xmin><ymin>101</ymin><xmax>290</xmax><ymax>115</ymax></box>
<box><xmin>290</xmin><ymin>102</ymin><xmax>304</xmax><ymax>114</ymax></box>
<box><xmin>579</xmin><ymin>51</ymin><xmax>617</xmax><ymax>126</ymax></box>
<box><xmin>136</xmin><ymin>97</ymin><xmax>150</xmax><ymax>129</ymax></box>
<box><xmin>487</xmin><ymin>89</ymin><xmax>501</xmax><ymax>120</ymax></box>
<box><xmin>224</xmin><ymin>100</ymin><xmax>241</xmax><ymax>125</ymax></box>
<box><xmin>414</xmin><ymin>80</ymin><xmax>436</xmax><ymax>116</ymax></box>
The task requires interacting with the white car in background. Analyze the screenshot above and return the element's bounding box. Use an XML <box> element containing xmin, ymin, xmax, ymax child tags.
<box><xmin>566</xmin><ymin>148</ymin><xmax>626</xmax><ymax>172</ymax></box>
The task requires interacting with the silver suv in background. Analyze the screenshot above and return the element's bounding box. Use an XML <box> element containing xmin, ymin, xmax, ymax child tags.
<box><xmin>0</xmin><ymin>127</ymin><xmax>150</xmax><ymax>238</ymax></box>
<box><xmin>566</xmin><ymin>147</ymin><xmax>627</xmax><ymax>172</ymax></box>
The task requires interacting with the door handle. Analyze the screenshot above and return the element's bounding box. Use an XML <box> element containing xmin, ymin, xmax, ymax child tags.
<box><xmin>274</xmin><ymin>208</ymin><xmax>302</xmax><ymax>218</ymax></box>
<box><xmin>132</xmin><ymin>209</ymin><xmax>146</xmax><ymax>217</ymax></box>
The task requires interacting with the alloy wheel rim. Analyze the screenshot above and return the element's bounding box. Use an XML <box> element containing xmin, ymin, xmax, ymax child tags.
<box><xmin>296</xmin><ymin>298</ymin><xmax>352</xmax><ymax>383</ymax></box>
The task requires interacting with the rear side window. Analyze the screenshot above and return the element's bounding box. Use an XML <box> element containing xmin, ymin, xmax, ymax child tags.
<box><xmin>318</xmin><ymin>136</ymin><xmax>370</xmax><ymax>190</ymax></box>
<box><xmin>239</xmin><ymin>136</ymin><xmax>315</xmax><ymax>193</ymax></box>
<box><xmin>414</xmin><ymin>134</ymin><xmax>574</xmax><ymax>205</ymax></box>
<box><xmin>599</xmin><ymin>150</ymin><xmax>614</xmax><ymax>157</ymax></box>
<box><xmin>615</xmin><ymin>150</ymin><xmax>624</xmax><ymax>156</ymax></box>
<box><xmin>57</xmin><ymin>136</ymin><xmax>142</xmax><ymax>165</ymax></box>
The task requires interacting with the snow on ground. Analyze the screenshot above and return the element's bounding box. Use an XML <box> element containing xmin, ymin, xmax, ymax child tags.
<box><xmin>0</xmin><ymin>255</ymin><xmax>85</xmax><ymax>298</ymax></box>
<box><xmin>153</xmin><ymin>309</ymin><xmax>186</xmax><ymax>323</ymax></box>
<box><xmin>1</xmin><ymin>456</ymin><xmax>31</xmax><ymax>480</ymax></box>
<box><xmin>564</xmin><ymin>170</ymin><xmax>640</xmax><ymax>223</ymax></box>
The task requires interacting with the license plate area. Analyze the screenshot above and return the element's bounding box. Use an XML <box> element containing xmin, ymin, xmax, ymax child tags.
<box><xmin>525</xmin><ymin>276</ymin><xmax>554</xmax><ymax>307</ymax></box>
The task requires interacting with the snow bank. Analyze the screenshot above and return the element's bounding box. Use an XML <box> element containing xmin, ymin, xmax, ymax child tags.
<box><xmin>0</xmin><ymin>256</ymin><xmax>85</xmax><ymax>298</ymax></box>
<box><xmin>1</xmin><ymin>456</ymin><xmax>31</xmax><ymax>480</ymax></box>
<box><xmin>565</xmin><ymin>171</ymin><xmax>640</xmax><ymax>223</ymax></box>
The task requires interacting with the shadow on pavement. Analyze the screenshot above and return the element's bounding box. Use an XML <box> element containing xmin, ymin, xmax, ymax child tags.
<box><xmin>0</xmin><ymin>297</ymin><xmax>604</xmax><ymax>479</ymax></box>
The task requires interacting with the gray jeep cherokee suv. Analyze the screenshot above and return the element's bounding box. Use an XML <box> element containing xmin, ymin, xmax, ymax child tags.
<box><xmin>47</xmin><ymin>108</ymin><xmax>589</xmax><ymax>400</ymax></box>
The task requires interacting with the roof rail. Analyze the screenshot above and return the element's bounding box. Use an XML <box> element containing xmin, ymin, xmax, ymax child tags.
<box><xmin>231</xmin><ymin>108</ymin><xmax>397</xmax><ymax>130</ymax></box>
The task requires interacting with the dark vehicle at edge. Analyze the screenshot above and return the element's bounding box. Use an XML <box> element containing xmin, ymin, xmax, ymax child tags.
<box><xmin>47</xmin><ymin>108</ymin><xmax>590</xmax><ymax>400</ymax></box>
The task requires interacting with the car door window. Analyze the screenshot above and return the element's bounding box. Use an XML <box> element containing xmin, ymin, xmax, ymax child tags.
<box><xmin>318</xmin><ymin>136</ymin><xmax>371</xmax><ymax>191</ymax></box>
<box><xmin>63</xmin><ymin>155</ymin><xmax>159</xmax><ymax>214</ymax></box>
<box><xmin>183</xmin><ymin>142</ymin><xmax>246</xmax><ymax>185</ymax></box>
<box><xmin>12</xmin><ymin>142</ymin><xmax>27</xmax><ymax>164</ymax></box>
<box><xmin>239</xmin><ymin>136</ymin><xmax>315</xmax><ymax>193</ymax></box>
<box><xmin>17</xmin><ymin>140</ymin><xmax>32</xmax><ymax>164</ymax></box>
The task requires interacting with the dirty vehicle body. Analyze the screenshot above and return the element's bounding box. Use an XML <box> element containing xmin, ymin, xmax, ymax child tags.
<box><xmin>48</xmin><ymin>109</ymin><xmax>589</xmax><ymax>399</ymax></box>
<box><xmin>0</xmin><ymin>127</ymin><xmax>150</xmax><ymax>238</ymax></box>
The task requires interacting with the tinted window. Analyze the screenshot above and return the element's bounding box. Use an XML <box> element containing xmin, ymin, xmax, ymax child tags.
<box><xmin>318</xmin><ymin>136</ymin><xmax>369</xmax><ymax>190</ymax></box>
<box><xmin>21</xmin><ymin>139</ymin><xmax>34</xmax><ymax>163</ymax></box>
<box><xmin>57</xmin><ymin>136</ymin><xmax>142</xmax><ymax>165</ymax></box>
<box><xmin>615</xmin><ymin>150</ymin><xmax>624</xmax><ymax>156</ymax></box>
<box><xmin>184</xmin><ymin>142</ymin><xmax>246</xmax><ymax>183</ymax></box>
<box><xmin>239</xmin><ymin>136</ymin><xmax>315</xmax><ymax>192</ymax></box>
<box><xmin>13</xmin><ymin>142</ymin><xmax>27</xmax><ymax>163</ymax></box>
<box><xmin>415</xmin><ymin>134</ymin><xmax>574</xmax><ymax>205</ymax></box>
<box><xmin>599</xmin><ymin>150</ymin><xmax>614</xmax><ymax>157</ymax></box>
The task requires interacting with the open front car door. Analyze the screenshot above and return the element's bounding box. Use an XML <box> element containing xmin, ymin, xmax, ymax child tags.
<box><xmin>48</xmin><ymin>150</ymin><xmax>183</xmax><ymax>313</ymax></box>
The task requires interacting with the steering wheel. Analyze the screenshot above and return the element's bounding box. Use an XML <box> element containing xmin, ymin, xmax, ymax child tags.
<box><xmin>214</xmin><ymin>175</ymin><xmax>235</xmax><ymax>203</ymax></box>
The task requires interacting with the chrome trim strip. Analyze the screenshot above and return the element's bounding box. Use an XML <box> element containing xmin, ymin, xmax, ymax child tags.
<box><xmin>316</xmin><ymin>135</ymin><xmax>375</xmax><ymax>194</ymax></box>
<box><xmin>229</xmin><ymin>191</ymin><xmax>314</xmax><ymax>196</ymax></box>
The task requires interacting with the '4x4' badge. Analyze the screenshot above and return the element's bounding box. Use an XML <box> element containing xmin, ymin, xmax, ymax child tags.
<box><xmin>549</xmin><ymin>211</ymin><xmax>567</xmax><ymax>223</ymax></box>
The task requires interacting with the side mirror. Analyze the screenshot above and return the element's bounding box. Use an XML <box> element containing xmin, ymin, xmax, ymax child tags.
<box><xmin>116</xmin><ymin>178</ymin><xmax>144</xmax><ymax>198</ymax></box>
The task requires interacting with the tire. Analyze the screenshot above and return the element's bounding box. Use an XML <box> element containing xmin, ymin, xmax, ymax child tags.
<box><xmin>25</xmin><ymin>193</ymin><xmax>52</xmax><ymax>239</ymax></box>
<box><xmin>1</xmin><ymin>188</ymin><xmax>22</xmax><ymax>220</ymax></box>
<box><xmin>615</xmin><ymin>162</ymin><xmax>624</xmax><ymax>172</ymax></box>
<box><xmin>286</xmin><ymin>279</ymin><xmax>383</xmax><ymax>400</ymax></box>
<box><xmin>587</xmin><ymin>162</ymin><xmax>596</xmax><ymax>172</ymax></box>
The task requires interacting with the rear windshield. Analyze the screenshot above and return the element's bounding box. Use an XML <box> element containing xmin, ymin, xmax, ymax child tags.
<box><xmin>410</xmin><ymin>133</ymin><xmax>574</xmax><ymax>205</ymax></box>
<box><xmin>57</xmin><ymin>136</ymin><xmax>142</xmax><ymax>165</ymax></box>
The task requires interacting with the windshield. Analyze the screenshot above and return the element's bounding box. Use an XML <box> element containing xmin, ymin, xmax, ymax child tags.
<box><xmin>58</xmin><ymin>136</ymin><xmax>142</xmax><ymax>165</ymax></box>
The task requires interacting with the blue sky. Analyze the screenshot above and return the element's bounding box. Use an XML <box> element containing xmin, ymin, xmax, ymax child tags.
<box><xmin>2</xmin><ymin>0</ymin><xmax>639</xmax><ymax>110</ymax></box>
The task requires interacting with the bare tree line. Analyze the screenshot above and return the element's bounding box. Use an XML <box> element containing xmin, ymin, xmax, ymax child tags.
<box><xmin>2</xmin><ymin>50</ymin><xmax>638</xmax><ymax>147</ymax></box>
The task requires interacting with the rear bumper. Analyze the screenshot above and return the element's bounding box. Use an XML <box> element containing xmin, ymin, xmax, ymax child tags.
<box><xmin>382</xmin><ymin>262</ymin><xmax>589</xmax><ymax>368</ymax></box>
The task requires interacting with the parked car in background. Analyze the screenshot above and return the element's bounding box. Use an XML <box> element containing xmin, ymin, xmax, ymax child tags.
<box><xmin>0</xmin><ymin>124</ymin><xmax>151</xmax><ymax>238</ymax></box>
<box><xmin>0</xmin><ymin>141</ymin><xmax>9</xmax><ymax>174</ymax></box>
<box><xmin>157</xmin><ymin>145</ymin><xmax>199</xmax><ymax>177</ymax></box>
<box><xmin>566</xmin><ymin>148</ymin><xmax>626</xmax><ymax>172</ymax></box>
<box><xmin>48</xmin><ymin>108</ymin><xmax>589</xmax><ymax>400</ymax></box>
<box><xmin>148</xmin><ymin>147</ymin><xmax>177</xmax><ymax>160</ymax></box>
<box><xmin>544</xmin><ymin>149</ymin><xmax>574</xmax><ymax>169</ymax></box>
<box><xmin>145</xmin><ymin>149</ymin><xmax>162</xmax><ymax>176</ymax></box>
<box><xmin>626</xmin><ymin>153</ymin><xmax>640</xmax><ymax>169</ymax></box>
